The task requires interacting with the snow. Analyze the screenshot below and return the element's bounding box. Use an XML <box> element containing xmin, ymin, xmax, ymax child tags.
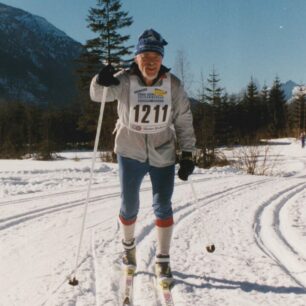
<box><xmin>292</xmin><ymin>86</ymin><xmax>306</xmax><ymax>96</ymax></box>
<box><xmin>15</xmin><ymin>14</ymin><xmax>67</xmax><ymax>38</ymax></box>
<box><xmin>0</xmin><ymin>139</ymin><xmax>306</xmax><ymax>306</ymax></box>
<box><xmin>0</xmin><ymin>3</ymin><xmax>67</xmax><ymax>39</ymax></box>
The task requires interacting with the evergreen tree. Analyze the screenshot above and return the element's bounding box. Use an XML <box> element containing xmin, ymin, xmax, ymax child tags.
<box><xmin>204</xmin><ymin>67</ymin><xmax>223</xmax><ymax>105</ymax></box>
<box><xmin>268</xmin><ymin>77</ymin><xmax>287</xmax><ymax>137</ymax></box>
<box><xmin>221</xmin><ymin>93</ymin><xmax>237</xmax><ymax>144</ymax></box>
<box><xmin>77</xmin><ymin>0</ymin><xmax>133</xmax><ymax>150</ymax></box>
<box><xmin>192</xmin><ymin>100</ymin><xmax>214</xmax><ymax>167</ymax></box>
<box><xmin>204</xmin><ymin>68</ymin><xmax>225</xmax><ymax>146</ymax></box>
<box><xmin>240</xmin><ymin>78</ymin><xmax>261</xmax><ymax>139</ymax></box>
<box><xmin>0</xmin><ymin>100</ymin><xmax>87</xmax><ymax>158</ymax></box>
<box><xmin>0</xmin><ymin>101</ymin><xmax>28</xmax><ymax>158</ymax></box>
<box><xmin>191</xmin><ymin>72</ymin><xmax>213</xmax><ymax>167</ymax></box>
<box><xmin>36</xmin><ymin>106</ymin><xmax>57</xmax><ymax>160</ymax></box>
<box><xmin>288</xmin><ymin>85</ymin><xmax>306</xmax><ymax>136</ymax></box>
<box><xmin>226</xmin><ymin>94</ymin><xmax>240</xmax><ymax>143</ymax></box>
<box><xmin>258</xmin><ymin>84</ymin><xmax>270</xmax><ymax>134</ymax></box>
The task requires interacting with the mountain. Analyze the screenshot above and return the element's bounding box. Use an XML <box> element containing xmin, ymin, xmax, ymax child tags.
<box><xmin>0</xmin><ymin>2</ymin><xmax>83</xmax><ymax>106</ymax></box>
<box><xmin>281</xmin><ymin>80</ymin><xmax>298</xmax><ymax>101</ymax></box>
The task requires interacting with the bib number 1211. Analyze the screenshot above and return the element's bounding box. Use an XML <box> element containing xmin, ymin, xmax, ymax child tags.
<box><xmin>133</xmin><ymin>104</ymin><xmax>169</xmax><ymax>124</ymax></box>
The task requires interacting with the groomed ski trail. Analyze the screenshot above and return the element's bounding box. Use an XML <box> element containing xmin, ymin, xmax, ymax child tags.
<box><xmin>2</xmin><ymin>169</ymin><xmax>306</xmax><ymax>305</ymax></box>
<box><xmin>254</xmin><ymin>181</ymin><xmax>306</xmax><ymax>289</ymax></box>
<box><xmin>110</xmin><ymin>176</ymin><xmax>274</xmax><ymax>306</ymax></box>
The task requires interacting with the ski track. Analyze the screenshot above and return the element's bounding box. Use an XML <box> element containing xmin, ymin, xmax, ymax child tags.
<box><xmin>253</xmin><ymin>181</ymin><xmax>306</xmax><ymax>290</ymax></box>
<box><xmin>27</xmin><ymin>176</ymin><xmax>196</xmax><ymax>306</ymax></box>
<box><xmin>164</xmin><ymin>177</ymin><xmax>306</xmax><ymax>306</ymax></box>
<box><xmin>118</xmin><ymin>176</ymin><xmax>273</xmax><ymax>306</ymax></box>
<box><xmin>46</xmin><ymin>176</ymin><xmax>273</xmax><ymax>306</ymax></box>
<box><xmin>0</xmin><ymin>174</ymin><xmax>235</xmax><ymax>233</ymax></box>
<box><xmin>0</xmin><ymin>186</ymin><xmax>150</xmax><ymax>232</ymax></box>
<box><xmin>48</xmin><ymin>175</ymin><xmax>263</xmax><ymax>306</ymax></box>
<box><xmin>37</xmin><ymin>222</ymin><xmax>121</xmax><ymax>306</ymax></box>
<box><xmin>167</xmin><ymin>177</ymin><xmax>274</xmax><ymax>306</ymax></box>
<box><xmin>2</xmin><ymin>170</ymin><xmax>306</xmax><ymax>305</ymax></box>
<box><xmin>0</xmin><ymin>183</ymin><xmax>120</xmax><ymax>207</ymax></box>
<box><xmin>91</xmin><ymin>230</ymin><xmax>100</xmax><ymax>306</ymax></box>
<box><xmin>0</xmin><ymin>173</ymin><xmax>234</xmax><ymax>207</ymax></box>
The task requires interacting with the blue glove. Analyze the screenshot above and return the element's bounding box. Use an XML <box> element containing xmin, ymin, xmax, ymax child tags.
<box><xmin>96</xmin><ymin>64</ymin><xmax>120</xmax><ymax>87</ymax></box>
<box><xmin>178</xmin><ymin>152</ymin><xmax>195</xmax><ymax>181</ymax></box>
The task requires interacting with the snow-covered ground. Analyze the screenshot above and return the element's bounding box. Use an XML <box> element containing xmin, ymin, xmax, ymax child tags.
<box><xmin>0</xmin><ymin>139</ymin><xmax>306</xmax><ymax>306</ymax></box>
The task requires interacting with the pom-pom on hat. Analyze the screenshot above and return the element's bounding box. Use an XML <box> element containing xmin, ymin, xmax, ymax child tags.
<box><xmin>135</xmin><ymin>29</ymin><xmax>168</xmax><ymax>57</ymax></box>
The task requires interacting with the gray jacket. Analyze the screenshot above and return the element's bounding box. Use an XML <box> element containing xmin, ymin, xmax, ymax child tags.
<box><xmin>90</xmin><ymin>65</ymin><xmax>195</xmax><ymax>167</ymax></box>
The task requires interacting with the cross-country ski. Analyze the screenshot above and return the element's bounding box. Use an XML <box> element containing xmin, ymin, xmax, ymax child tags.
<box><xmin>122</xmin><ymin>268</ymin><xmax>135</xmax><ymax>305</ymax></box>
<box><xmin>158</xmin><ymin>280</ymin><xmax>175</xmax><ymax>306</ymax></box>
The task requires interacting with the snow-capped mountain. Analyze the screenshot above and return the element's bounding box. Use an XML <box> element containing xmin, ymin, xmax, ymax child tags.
<box><xmin>0</xmin><ymin>2</ymin><xmax>83</xmax><ymax>106</ymax></box>
<box><xmin>281</xmin><ymin>80</ymin><xmax>298</xmax><ymax>101</ymax></box>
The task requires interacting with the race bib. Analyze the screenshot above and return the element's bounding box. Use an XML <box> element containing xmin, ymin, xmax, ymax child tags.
<box><xmin>128</xmin><ymin>74</ymin><xmax>172</xmax><ymax>134</ymax></box>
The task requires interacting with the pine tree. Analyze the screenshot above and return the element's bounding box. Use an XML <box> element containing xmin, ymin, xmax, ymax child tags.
<box><xmin>259</xmin><ymin>84</ymin><xmax>270</xmax><ymax>133</ymax></box>
<box><xmin>77</xmin><ymin>0</ymin><xmax>133</xmax><ymax>150</ymax></box>
<box><xmin>241</xmin><ymin>78</ymin><xmax>261</xmax><ymax>139</ymax></box>
<box><xmin>221</xmin><ymin>93</ymin><xmax>237</xmax><ymax>145</ymax></box>
<box><xmin>268</xmin><ymin>77</ymin><xmax>287</xmax><ymax>137</ymax></box>
<box><xmin>288</xmin><ymin>85</ymin><xmax>306</xmax><ymax>136</ymax></box>
<box><xmin>25</xmin><ymin>104</ymin><xmax>42</xmax><ymax>156</ymax></box>
<box><xmin>204</xmin><ymin>68</ymin><xmax>224</xmax><ymax>146</ymax></box>
<box><xmin>191</xmin><ymin>72</ymin><xmax>213</xmax><ymax>167</ymax></box>
<box><xmin>226</xmin><ymin>93</ymin><xmax>240</xmax><ymax>143</ymax></box>
<box><xmin>0</xmin><ymin>101</ymin><xmax>28</xmax><ymax>158</ymax></box>
<box><xmin>204</xmin><ymin>67</ymin><xmax>223</xmax><ymax>105</ymax></box>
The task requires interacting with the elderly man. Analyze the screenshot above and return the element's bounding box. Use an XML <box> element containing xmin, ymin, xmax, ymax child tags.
<box><xmin>90</xmin><ymin>29</ymin><xmax>195</xmax><ymax>284</ymax></box>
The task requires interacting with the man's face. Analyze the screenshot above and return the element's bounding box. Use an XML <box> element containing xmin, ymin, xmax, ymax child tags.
<box><xmin>135</xmin><ymin>52</ymin><xmax>162</xmax><ymax>84</ymax></box>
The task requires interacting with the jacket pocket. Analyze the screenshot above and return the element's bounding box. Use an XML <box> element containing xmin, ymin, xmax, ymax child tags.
<box><xmin>152</xmin><ymin>129</ymin><xmax>174</xmax><ymax>149</ymax></box>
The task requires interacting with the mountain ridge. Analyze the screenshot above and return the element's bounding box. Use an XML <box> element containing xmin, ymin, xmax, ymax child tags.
<box><xmin>281</xmin><ymin>80</ymin><xmax>298</xmax><ymax>101</ymax></box>
<box><xmin>0</xmin><ymin>2</ymin><xmax>83</xmax><ymax>106</ymax></box>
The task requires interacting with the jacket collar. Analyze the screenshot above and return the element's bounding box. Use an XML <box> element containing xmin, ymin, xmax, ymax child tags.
<box><xmin>129</xmin><ymin>62</ymin><xmax>170</xmax><ymax>86</ymax></box>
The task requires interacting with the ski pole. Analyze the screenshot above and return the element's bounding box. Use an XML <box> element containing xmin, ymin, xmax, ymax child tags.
<box><xmin>69</xmin><ymin>86</ymin><xmax>108</xmax><ymax>286</ymax></box>
<box><xmin>189</xmin><ymin>176</ymin><xmax>215</xmax><ymax>253</ymax></box>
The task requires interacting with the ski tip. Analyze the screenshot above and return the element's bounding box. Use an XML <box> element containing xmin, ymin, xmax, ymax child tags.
<box><xmin>159</xmin><ymin>278</ymin><xmax>174</xmax><ymax>289</ymax></box>
<box><xmin>124</xmin><ymin>266</ymin><xmax>136</xmax><ymax>275</ymax></box>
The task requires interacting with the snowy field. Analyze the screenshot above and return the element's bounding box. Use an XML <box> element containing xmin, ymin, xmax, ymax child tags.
<box><xmin>0</xmin><ymin>138</ymin><xmax>306</xmax><ymax>306</ymax></box>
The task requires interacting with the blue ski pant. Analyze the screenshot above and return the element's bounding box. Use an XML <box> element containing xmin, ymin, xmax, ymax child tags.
<box><xmin>117</xmin><ymin>155</ymin><xmax>175</xmax><ymax>223</ymax></box>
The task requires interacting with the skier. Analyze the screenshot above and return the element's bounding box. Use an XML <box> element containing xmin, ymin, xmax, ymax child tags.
<box><xmin>90</xmin><ymin>29</ymin><xmax>195</xmax><ymax>284</ymax></box>
<box><xmin>301</xmin><ymin>131</ymin><xmax>305</xmax><ymax>148</ymax></box>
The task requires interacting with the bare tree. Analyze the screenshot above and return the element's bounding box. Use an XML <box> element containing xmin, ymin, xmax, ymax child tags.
<box><xmin>233</xmin><ymin>142</ymin><xmax>279</xmax><ymax>175</ymax></box>
<box><xmin>173</xmin><ymin>48</ymin><xmax>193</xmax><ymax>96</ymax></box>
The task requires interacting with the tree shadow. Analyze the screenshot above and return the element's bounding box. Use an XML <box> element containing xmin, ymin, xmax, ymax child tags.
<box><xmin>172</xmin><ymin>271</ymin><xmax>306</xmax><ymax>295</ymax></box>
<box><xmin>260</xmin><ymin>141</ymin><xmax>292</xmax><ymax>146</ymax></box>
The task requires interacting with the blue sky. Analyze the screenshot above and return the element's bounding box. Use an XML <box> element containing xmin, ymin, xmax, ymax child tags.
<box><xmin>1</xmin><ymin>0</ymin><xmax>306</xmax><ymax>94</ymax></box>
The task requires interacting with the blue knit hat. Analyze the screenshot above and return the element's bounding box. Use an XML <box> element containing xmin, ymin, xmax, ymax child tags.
<box><xmin>135</xmin><ymin>29</ymin><xmax>168</xmax><ymax>57</ymax></box>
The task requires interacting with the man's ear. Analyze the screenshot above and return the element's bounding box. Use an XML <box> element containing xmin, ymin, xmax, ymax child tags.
<box><xmin>134</xmin><ymin>56</ymin><xmax>138</xmax><ymax>65</ymax></box>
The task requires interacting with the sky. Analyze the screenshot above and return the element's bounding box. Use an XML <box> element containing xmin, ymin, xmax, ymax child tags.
<box><xmin>1</xmin><ymin>0</ymin><xmax>306</xmax><ymax>95</ymax></box>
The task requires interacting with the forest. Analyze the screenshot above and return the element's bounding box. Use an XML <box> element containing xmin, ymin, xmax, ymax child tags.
<box><xmin>0</xmin><ymin>0</ymin><xmax>305</xmax><ymax>164</ymax></box>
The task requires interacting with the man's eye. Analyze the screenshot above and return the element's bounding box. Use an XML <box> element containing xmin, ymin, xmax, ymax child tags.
<box><xmin>144</xmin><ymin>57</ymin><xmax>158</xmax><ymax>62</ymax></box>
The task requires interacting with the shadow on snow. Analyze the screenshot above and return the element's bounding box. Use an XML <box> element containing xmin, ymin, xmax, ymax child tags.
<box><xmin>173</xmin><ymin>271</ymin><xmax>306</xmax><ymax>295</ymax></box>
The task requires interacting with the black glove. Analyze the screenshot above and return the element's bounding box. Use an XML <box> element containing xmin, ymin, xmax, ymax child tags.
<box><xmin>178</xmin><ymin>152</ymin><xmax>195</xmax><ymax>181</ymax></box>
<box><xmin>96</xmin><ymin>64</ymin><xmax>120</xmax><ymax>87</ymax></box>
